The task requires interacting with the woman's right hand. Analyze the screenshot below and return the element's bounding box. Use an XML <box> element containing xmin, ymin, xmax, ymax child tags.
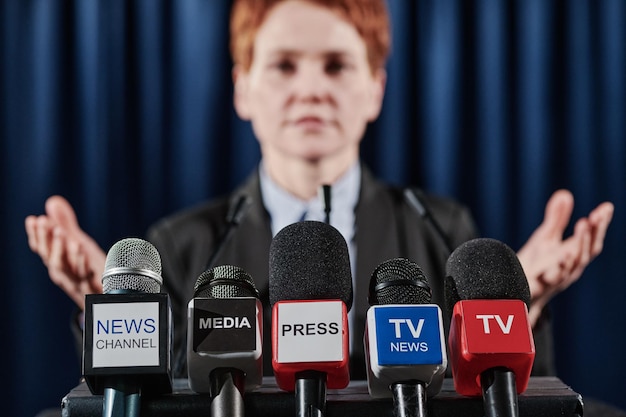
<box><xmin>25</xmin><ymin>195</ymin><xmax>106</xmax><ymax>310</ymax></box>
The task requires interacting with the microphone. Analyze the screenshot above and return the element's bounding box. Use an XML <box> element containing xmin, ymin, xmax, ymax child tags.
<box><xmin>82</xmin><ymin>238</ymin><xmax>173</xmax><ymax>417</ymax></box>
<box><xmin>364</xmin><ymin>258</ymin><xmax>447</xmax><ymax>417</ymax></box>
<box><xmin>445</xmin><ymin>238</ymin><xmax>535</xmax><ymax>417</ymax></box>
<box><xmin>187</xmin><ymin>265</ymin><xmax>263</xmax><ymax>417</ymax></box>
<box><xmin>269</xmin><ymin>221</ymin><xmax>352</xmax><ymax>417</ymax></box>
<box><xmin>403</xmin><ymin>188</ymin><xmax>454</xmax><ymax>254</ymax></box>
<box><xmin>205</xmin><ymin>194</ymin><xmax>251</xmax><ymax>270</ymax></box>
<box><xmin>319</xmin><ymin>185</ymin><xmax>332</xmax><ymax>224</ymax></box>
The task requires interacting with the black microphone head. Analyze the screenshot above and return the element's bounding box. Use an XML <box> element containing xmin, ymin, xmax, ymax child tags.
<box><xmin>101</xmin><ymin>238</ymin><xmax>162</xmax><ymax>294</ymax></box>
<box><xmin>368</xmin><ymin>258</ymin><xmax>432</xmax><ymax>305</ymax></box>
<box><xmin>444</xmin><ymin>238</ymin><xmax>530</xmax><ymax>318</ymax></box>
<box><xmin>269</xmin><ymin>221</ymin><xmax>353</xmax><ymax>311</ymax></box>
<box><xmin>194</xmin><ymin>265</ymin><xmax>259</xmax><ymax>299</ymax></box>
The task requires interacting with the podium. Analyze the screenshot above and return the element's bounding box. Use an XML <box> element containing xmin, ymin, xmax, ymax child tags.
<box><xmin>61</xmin><ymin>377</ymin><xmax>583</xmax><ymax>417</ymax></box>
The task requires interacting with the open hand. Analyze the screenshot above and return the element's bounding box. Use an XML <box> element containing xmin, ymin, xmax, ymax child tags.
<box><xmin>25</xmin><ymin>196</ymin><xmax>106</xmax><ymax>310</ymax></box>
<box><xmin>517</xmin><ymin>190</ymin><xmax>614</xmax><ymax>326</ymax></box>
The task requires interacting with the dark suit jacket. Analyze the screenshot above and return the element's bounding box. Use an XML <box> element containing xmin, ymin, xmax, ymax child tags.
<box><xmin>146</xmin><ymin>165</ymin><xmax>555</xmax><ymax>380</ymax></box>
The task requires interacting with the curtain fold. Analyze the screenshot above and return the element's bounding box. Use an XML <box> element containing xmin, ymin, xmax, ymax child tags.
<box><xmin>2</xmin><ymin>1</ymin><xmax>624</xmax><ymax>415</ymax></box>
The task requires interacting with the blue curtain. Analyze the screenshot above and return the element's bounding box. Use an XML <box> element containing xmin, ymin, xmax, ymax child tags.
<box><xmin>2</xmin><ymin>1</ymin><xmax>624</xmax><ymax>415</ymax></box>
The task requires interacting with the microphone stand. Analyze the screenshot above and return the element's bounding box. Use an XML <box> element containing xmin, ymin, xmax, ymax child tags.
<box><xmin>210</xmin><ymin>368</ymin><xmax>246</xmax><ymax>417</ymax></box>
<box><xmin>102</xmin><ymin>377</ymin><xmax>141</xmax><ymax>417</ymax></box>
<box><xmin>391</xmin><ymin>381</ymin><xmax>428</xmax><ymax>417</ymax></box>
<box><xmin>481</xmin><ymin>368</ymin><xmax>519</xmax><ymax>417</ymax></box>
<box><xmin>295</xmin><ymin>370</ymin><xmax>327</xmax><ymax>417</ymax></box>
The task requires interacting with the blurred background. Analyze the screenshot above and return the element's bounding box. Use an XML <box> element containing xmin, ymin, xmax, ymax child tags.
<box><xmin>1</xmin><ymin>1</ymin><xmax>624</xmax><ymax>416</ymax></box>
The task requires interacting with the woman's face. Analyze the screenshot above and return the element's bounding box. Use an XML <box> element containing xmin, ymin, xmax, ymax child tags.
<box><xmin>234</xmin><ymin>0</ymin><xmax>385</xmax><ymax>163</ymax></box>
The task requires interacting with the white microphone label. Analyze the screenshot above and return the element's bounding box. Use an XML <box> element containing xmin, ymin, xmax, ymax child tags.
<box><xmin>277</xmin><ymin>301</ymin><xmax>344</xmax><ymax>363</ymax></box>
<box><xmin>92</xmin><ymin>302</ymin><xmax>160</xmax><ymax>368</ymax></box>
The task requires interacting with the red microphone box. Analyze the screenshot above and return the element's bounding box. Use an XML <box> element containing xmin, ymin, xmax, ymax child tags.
<box><xmin>271</xmin><ymin>300</ymin><xmax>350</xmax><ymax>391</ymax></box>
<box><xmin>448</xmin><ymin>299</ymin><xmax>535</xmax><ymax>396</ymax></box>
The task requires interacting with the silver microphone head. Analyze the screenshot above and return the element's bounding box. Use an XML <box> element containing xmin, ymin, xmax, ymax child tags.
<box><xmin>101</xmin><ymin>238</ymin><xmax>162</xmax><ymax>294</ymax></box>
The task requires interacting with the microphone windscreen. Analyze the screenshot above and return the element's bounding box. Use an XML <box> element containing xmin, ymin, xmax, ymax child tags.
<box><xmin>444</xmin><ymin>238</ymin><xmax>530</xmax><ymax>318</ymax></box>
<box><xmin>194</xmin><ymin>265</ymin><xmax>259</xmax><ymax>299</ymax></box>
<box><xmin>269</xmin><ymin>221</ymin><xmax>352</xmax><ymax>310</ymax></box>
<box><xmin>368</xmin><ymin>258</ymin><xmax>432</xmax><ymax>305</ymax></box>
<box><xmin>101</xmin><ymin>238</ymin><xmax>162</xmax><ymax>294</ymax></box>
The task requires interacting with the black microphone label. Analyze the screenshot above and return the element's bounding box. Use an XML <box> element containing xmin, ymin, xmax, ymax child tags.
<box><xmin>192</xmin><ymin>298</ymin><xmax>258</xmax><ymax>353</ymax></box>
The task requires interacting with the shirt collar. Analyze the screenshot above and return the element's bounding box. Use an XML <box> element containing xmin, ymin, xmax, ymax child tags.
<box><xmin>259</xmin><ymin>161</ymin><xmax>361</xmax><ymax>237</ymax></box>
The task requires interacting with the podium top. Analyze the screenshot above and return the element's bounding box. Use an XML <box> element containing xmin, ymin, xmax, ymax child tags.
<box><xmin>62</xmin><ymin>376</ymin><xmax>583</xmax><ymax>417</ymax></box>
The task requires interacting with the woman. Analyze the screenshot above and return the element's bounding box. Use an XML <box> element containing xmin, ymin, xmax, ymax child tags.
<box><xmin>25</xmin><ymin>0</ymin><xmax>613</xmax><ymax>380</ymax></box>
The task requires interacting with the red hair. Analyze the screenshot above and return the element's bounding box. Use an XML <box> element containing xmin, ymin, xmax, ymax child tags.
<box><xmin>230</xmin><ymin>0</ymin><xmax>391</xmax><ymax>73</ymax></box>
